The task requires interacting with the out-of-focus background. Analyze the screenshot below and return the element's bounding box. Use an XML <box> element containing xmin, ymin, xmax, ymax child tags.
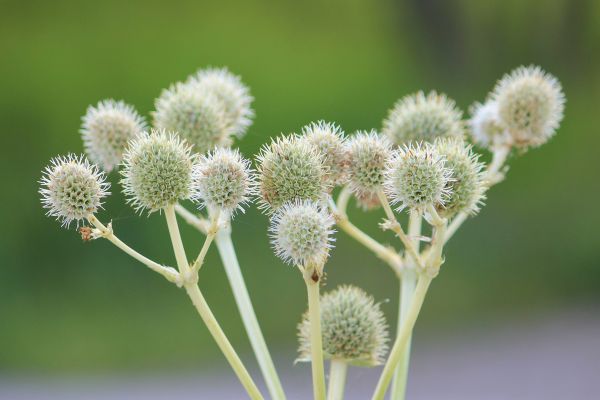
<box><xmin>1</xmin><ymin>0</ymin><xmax>599</xmax><ymax>398</ymax></box>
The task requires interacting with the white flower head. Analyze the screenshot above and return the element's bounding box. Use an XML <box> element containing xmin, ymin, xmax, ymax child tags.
<box><xmin>468</xmin><ymin>100</ymin><xmax>511</xmax><ymax>149</ymax></box>
<box><xmin>81</xmin><ymin>99</ymin><xmax>146</xmax><ymax>172</ymax></box>
<box><xmin>40</xmin><ymin>154</ymin><xmax>110</xmax><ymax>228</ymax></box>
<box><xmin>269</xmin><ymin>200</ymin><xmax>335</xmax><ymax>267</ymax></box>
<box><xmin>301</xmin><ymin>120</ymin><xmax>348</xmax><ymax>187</ymax></box>
<box><xmin>347</xmin><ymin>130</ymin><xmax>392</xmax><ymax>197</ymax></box>
<box><xmin>120</xmin><ymin>129</ymin><xmax>195</xmax><ymax>214</ymax></box>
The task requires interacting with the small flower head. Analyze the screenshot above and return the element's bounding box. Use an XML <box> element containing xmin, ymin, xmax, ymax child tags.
<box><xmin>153</xmin><ymin>82</ymin><xmax>229</xmax><ymax>154</ymax></box>
<box><xmin>256</xmin><ymin>135</ymin><xmax>328</xmax><ymax>212</ymax></box>
<box><xmin>81</xmin><ymin>99</ymin><xmax>146</xmax><ymax>172</ymax></box>
<box><xmin>40</xmin><ymin>154</ymin><xmax>110</xmax><ymax>227</ymax></box>
<box><xmin>383</xmin><ymin>91</ymin><xmax>464</xmax><ymax>145</ymax></box>
<box><xmin>434</xmin><ymin>137</ymin><xmax>486</xmax><ymax>217</ymax></box>
<box><xmin>301</xmin><ymin>121</ymin><xmax>348</xmax><ymax>187</ymax></box>
<box><xmin>468</xmin><ymin>100</ymin><xmax>511</xmax><ymax>149</ymax></box>
<box><xmin>384</xmin><ymin>142</ymin><xmax>451</xmax><ymax>212</ymax></box>
<box><xmin>347</xmin><ymin>130</ymin><xmax>392</xmax><ymax>197</ymax></box>
<box><xmin>491</xmin><ymin>65</ymin><xmax>565</xmax><ymax>148</ymax></box>
<box><xmin>187</xmin><ymin>67</ymin><xmax>254</xmax><ymax>138</ymax></box>
<box><xmin>269</xmin><ymin>200</ymin><xmax>335</xmax><ymax>267</ymax></box>
<box><xmin>297</xmin><ymin>285</ymin><xmax>389</xmax><ymax>366</ymax></box>
<box><xmin>191</xmin><ymin>147</ymin><xmax>255</xmax><ymax>215</ymax></box>
<box><xmin>120</xmin><ymin>129</ymin><xmax>195</xmax><ymax>214</ymax></box>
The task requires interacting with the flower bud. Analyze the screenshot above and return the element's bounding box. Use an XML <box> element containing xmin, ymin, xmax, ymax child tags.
<box><xmin>347</xmin><ymin>130</ymin><xmax>391</xmax><ymax>198</ymax></box>
<box><xmin>120</xmin><ymin>129</ymin><xmax>195</xmax><ymax>213</ymax></box>
<box><xmin>81</xmin><ymin>99</ymin><xmax>146</xmax><ymax>172</ymax></box>
<box><xmin>40</xmin><ymin>154</ymin><xmax>110</xmax><ymax>227</ymax></box>
<box><xmin>297</xmin><ymin>285</ymin><xmax>388</xmax><ymax>366</ymax></box>
<box><xmin>301</xmin><ymin>121</ymin><xmax>348</xmax><ymax>187</ymax></box>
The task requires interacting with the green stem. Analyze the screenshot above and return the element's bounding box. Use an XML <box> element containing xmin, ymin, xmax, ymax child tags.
<box><xmin>327</xmin><ymin>359</ymin><xmax>348</xmax><ymax>400</ymax></box>
<box><xmin>305</xmin><ymin>269</ymin><xmax>326</xmax><ymax>400</ymax></box>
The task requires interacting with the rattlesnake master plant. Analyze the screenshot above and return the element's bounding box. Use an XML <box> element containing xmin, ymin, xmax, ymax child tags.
<box><xmin>39</xmin><ymin>64</ymin><xmax>565</xmax><ymax>400</ymax></box>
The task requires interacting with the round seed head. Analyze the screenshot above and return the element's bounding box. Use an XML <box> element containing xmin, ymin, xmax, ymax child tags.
<box><xmin>191</xmin><ymin>147</ymin><xmax>255</xmax><ymax>215</ymax></box>
<box><xmin>384</xmin><ymin>142</ymin><xmax>452</xmax><ymax>212</ymax></box>
<box><xmin>269</xmin><ymin>200</ymin><xmax>335</xmax><ymax>267</ymax></box>
<box><xmin>153</xmin><ymin>82</ymin><xmax>229</xmax><ymax>154</ymax></box>
<box><xmin>187</xmin><ymin>67</ymin><xmax>254</xmax><ymax>138</ymax></box>
<box><xmin>120</xmin><ymin>129</ymin><xmax>195</xmax><ymax>214</ymax></box>
<box><xmin>301</xmin><ymin>120</ymin><xmax>348</xmax><ymax>187</ymax></box>
<box><xmin>256</xmin><ymin>135</ymin><xmax>328</xmax><ymax>212</ymax></box>
<box><xmin>434</xmin><ymin>137</ymin><xmax>486</xmax><ymax>217</ymax></box>
<box><xmin>81</xmin><ymin>99</ymin><xmax>146</xmax><ymax>172</ymax></box>
<box><xmin>468</xmin><ymin>100</ymin><xmax>511</xmax><ymax>149</ymax></box>
<box><xmin>383</xmin><ymin>91</ymin><xmax>464</xmax><ymax>145</ymax></box>
<box><xmin>347</xmin><ymin>130</ymin><xmax>392</xmax><ymax>197</ymax></box>
<box><xmin>39</xmin><ymin>154</ymin><xmax>110</xmax><ymax>228</ymax></box>
<box><xmin>491</xmin><ymin>65</ymin><xmax>565</xmax><ymax>149</ymax></box>
<box><xmin>297</xmin><ymin>285</ymin><xmax>389</xmax><ymax>366</ymax></box>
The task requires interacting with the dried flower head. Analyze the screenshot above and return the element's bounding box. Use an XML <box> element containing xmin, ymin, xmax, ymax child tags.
<box><xmin>383</xmin><ymin>91</ymin><xmax>464</xmax><ymax>145</ymax></box>
<box><xmin>191</xmin><ymin>147</ymin><xmax>255</xmax><ymax>215</ymax></box>
<box><xmin>297</xmin><ymin>285</ymin><xmax>388</xmax><ymax>366</ymax></box>
<box><xmin>384</xmin><ymin>142</ymin><xmax>451</xmax><ymax>212</ymax></box>
<box><xmin>269</xmin><ymin>200</ymin><xmax>335</xmax><ymax>267</ymax></box>
<box><xmin>301</xmin><ymin>121</ymin><xmax>348</xmax><ymax>187</ymax></box>
<box><xmin>347</xmin><ymin>130</ymin><xmax>391</xmax><ymax>197</ymax></box>
<box><xmin>81</xmin><ymin>99</ymin><xmax>146</xmax><ymax>172</ymax></box>
<box><xmin>468</xmin><ymin>100</ymin><xmax>511</xmax><ymax>149</ymax></box>
<box><xmin>120</xmin><ymin>129</ymin><xmax>195</xmax><ymax>214</ymax></box>
<box><xmin>187</xmin><ymin>67</ymin><xmax>254</xmax><ymax>138</ymax></box>
<box><xmin>491</xmin><ymin>65</ymin><xmax>565</xmax><ymax>149</ymax></box>
<box><xmin>256</xmin><ymin>135</ymin><xmax>328</xmax><ymax>212</ymax></box>
<box><xmin>434</xmin><ymin>137</ymin><xmax>486</xmax><ymax>217</ymax></box>
<box><xmin>153</xmin><ymin>82</ymin><xmax>229</xmax><ymax>154</ymax></box>
<box><xmin>40</xmin><ymin>154</ymin><xmax>110</xmax><ymax>227</ymax></box>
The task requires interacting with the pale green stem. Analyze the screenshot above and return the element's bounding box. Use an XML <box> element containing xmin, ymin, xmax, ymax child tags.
<box><xmin>214</xmin><ymin>221</ymin><xmax>287</xmax><ymax>400</ymax></box>
<box><xmin>304</xmin><ymin>267</ymin><xmax>326</xmax><ymax>400</ymax></box>
<box><xmin>164</xmin><ymin>205</ymin><xmax>191</xmax><ymax>276</ymax></box>
<box><xmin>371</xmin><ymin>276</ymin><xmax>432</xmax><ymax>400</ymax></box>
<box><xmin>327</xmin><ymin>359</ymin><xmax>348</xmax><ymax>400</ymax></box>
<box><xmin>190</xmin><ymin>210</ymin><xmax>220</xmax><ymax>276</ymax></box>
<box><xmin>86</xmin><ymin>215</ymin><xmax>180</xmax><ymax>285</ymax></box>
<box><xmin>175</xmin><ymin>203</ymin><xmax>209</xmax><ymax>234</ymax></box>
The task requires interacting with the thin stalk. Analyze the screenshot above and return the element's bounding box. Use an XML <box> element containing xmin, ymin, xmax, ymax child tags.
<box><xmin>164</xmin><ymin>205</ymin><xmax>191</xmax><ymax>276</ymax></box>
<box><xmin>190</xmin><ymin>210</ymin><xmax>220</xmax><ymax>275</ymax></box>
<box><xmin>327</xmin><ymin>359</ymin><xmax>348</xmax><ymax>400</ymax></box>
<box><xmin>304</xmin><ymin>268</ymin><xmax>326</xmax><ymax>400</ymax></box>
<box><xmin>371</xmin><ymin>275</ymin><xmax>432</xmax><ymax>400</ymax></box>
<box><xmin>215</xmin><ymin>223</ymin><xmax>287</xmax><ymax>400</ymax></box>
<box><xmin>175</xmin><ymin>203</ymin><xmax>209</xmax><ymax>234</ymax></box>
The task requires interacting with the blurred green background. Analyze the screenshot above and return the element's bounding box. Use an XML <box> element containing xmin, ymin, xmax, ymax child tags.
<box><xmin>1</xmin><ymin>0</ymin><xmax>599</xmax><ymax>375</ymax></box>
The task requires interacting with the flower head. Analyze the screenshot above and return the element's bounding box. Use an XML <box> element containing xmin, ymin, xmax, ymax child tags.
<box><xmin>120</xmin><ymin>129</ymin><xmax>195</xmax><ymax>214</ymax></box>
<box><xmin>491</xmin><ymin>65</ymin><xmax>565</xmax><ymax>149</ymax></box>
<box><xmin>256</xmin><ymin>135</ymin><xmax>328</xmax><ymax>212</ymax></box>
<box><xmin>301</xmin><ymin>121</ymin><xmax>348</xmax><ymax>187</ymax></box>
<box><xmin>269</xmin><ymin>200</ymin><xmax>335</xmax><ymax>267</ymax></box>
<box><xmin>40</xmin><ymin>154</ymin><xmax>110</xmax><ymax>227</ymax></box>
<box><xmin>434</xmin><ymin>137</ymin><xmax>486</xmax><ymax>217</ymax></box>
<box><xmin>383</xmin><ymin>91</ymin><xmax>464</xmax><ymax>145</ymax></box>
<box><xmin>153</xmin><ymin>82</ymin><xmax>229</xmax><ymax>154</ymax></box>
<box><xmin>347</xmin><ymin>130</ymin><xmax>391</xmax><ymax>197</ymax></box>
<box><xmin>187</xmin><ymin>67</ymin><xmax>254</xmax><ymax>138</ymax></box>
<box><xmin>297</xmin><ymin>285</ymin><xmax>388</xmax><ymax>366</ymax></box>
<box><xmin>191</xmin><ymin>147</ymin><xmax>255</xmax><ymax>215</ymax></box>
<box><xmin>81</xmin><ymin>99</ymin><xmax>146</xmax><ymax>172</ymax></box>
<box><xmin>468</xmin><ymin>100</ymin><xmax>510</xmax><ymax>149</ymax></box>
<box><xmin>384</xmin><ymin>142</ymin><xmax>451</xmax><ymax>212</ymax></box>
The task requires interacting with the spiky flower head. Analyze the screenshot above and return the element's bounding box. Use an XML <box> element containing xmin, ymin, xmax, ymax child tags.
<box><xmin>81</xmin><ymin>99</ymin><xmax>146</xmax><ymax>172</ymax></box>
<box><xmin>434</xmin><ymin>137</ymin><xmax>486</xmax><ymax>217</ymax></box>
<box><xmin>120</xmin><ymin>129</ymin><xmax>195</xmax><ymax>214</ymax></box>
<box><xmin>382</xmin><ymin>91</ymin><xmax>464</xmax><ymax>145</ymax></box>
<box><xmin>40</xmin><ymin>154</ymin><xmax>110</xmax><ymax>227</ymax></box>
<box><xmin>347</xmin><ymin>130</ymin><xmax>391</xmax><ymax>198</ymax></box>
<box><xmin>191</xmin><ymin>147</ymin><xmax>255</xmax><ymax>215</ymax></box>
<box><xmin>468</xmin><ymin>100</ymin><xmax>511</xmax><ymax>149</ymax></box>
<box><xmin>384</xmin><ymin>142</ymin><xmax>451</xmax><ymax>212</ymax></box>
<box><xmin>301</xmin><ymin>121</ymin><xmax>348</xmax><ymax>187</ymax></box>
<box><xmin>187</xmin><ymin>67</ymin><xmax>254</xmax><ymax>138</ymax></box>
<box><xmin>491</xmin><ymin>65</ymin><xmax>565</xmax><ymax>149</ymax></box>
<box><xmin>269</xmin><ymin>200</ymin><xmax>335</xmax><ymax>267</ymax></box>
<box><xmin>256</xmin><ymin>135</ymin><xmax>328</xmax><ymax>212</ymax></box>
<box><xmin>153</xmin><ymin>82</ymin><xmax>229</xmax><ymax>154</ymax></box>
<box><xmin>297</xmin><ymin>285</ymin><xmax>388</xmax><ymax>366</ymax></box>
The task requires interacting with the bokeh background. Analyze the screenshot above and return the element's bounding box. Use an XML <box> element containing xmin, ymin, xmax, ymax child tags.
<box><xmin>1</xmin><ymin>0</ymin><xmax>599</xmax><ymax>398</ymax></box>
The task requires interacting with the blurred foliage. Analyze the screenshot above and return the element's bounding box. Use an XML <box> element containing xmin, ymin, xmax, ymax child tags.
<box><xmin>0</xmin><ymin>0</ymin><xmax>598</xmax><ymax>373</ymax></box>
